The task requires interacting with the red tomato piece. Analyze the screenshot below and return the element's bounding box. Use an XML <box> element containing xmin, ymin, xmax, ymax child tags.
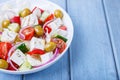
<box><xmin>21</xmin><ymin>27</ymin><xmax>35</xmax><ymax>40</ymax></box>
<box><xmin>45</xmin><ymin>14</ymin><xmax>54</xmax><ymax>23</ymax></box>
<box><xmin>44</xmin><ymin>26</ymin><xmax>52</xmax><ymax>33</ymax></box>
<box><xmin>38</xmin><ymin>19</ymin><xmax>43</xmax><ymax>25</ymax></box>
<box><xmin>7</xmin><ymin>61</ymin><xmax>19</xmax><ymax>71</ymax></box>
<box><xmin>10</xmin><ymin>16</ymin><xmax>21</xmax><ymax>25</ymax></box>
<box><xmin>51</xmin><ymin>38</ymin><xmax>66</xmax><ymax>53</ymax></box>
<box><xmin>59</xmin><ymin>26</ymin><xmax>67</xmax><ymax>30</ymax></box>
<box><xmin>0</xmin><ymin>42</ymin><xmax>12</xmax><ymax>60</ymax></box>
<box><xmin>28</xmin><ymin>49</ymin><xmax>45</xmax><ymax>55</ymax></box>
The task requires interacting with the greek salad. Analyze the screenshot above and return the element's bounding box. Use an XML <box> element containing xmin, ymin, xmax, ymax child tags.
<box><xmin>0</xmin><ymin>6</ymin><xmax>68</xmax><ymax>71</ymax></box>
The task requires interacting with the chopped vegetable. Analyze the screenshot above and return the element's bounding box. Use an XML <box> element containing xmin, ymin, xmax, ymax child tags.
<box><xmin>17</xmin><ymin>43</ymin><xmax>29</xmax><ymax>53</ymax></box>
<box><xmin>51</xmin><ymin>38</ymin><xmax>66</xmax><ymax>53</ymax></box>
<box><xmin>19</xmin><ymin>60</ymin><xmax>32</xmax><ymax>71</ymax></box>
<box><xmin>45</xmin><ymin>14</ymin><xmax>54</xmax><ymax>23</ymax></box>
<box><xmin>40</xmin><ymin>11</ymin><xmax>50</xmax><ymax>22</ymax></box>
<box><xmin>28</xmin><ymin>49</ymin><xmax>45</xmax><ymax>55</ymax></box>
<box><xmin>0</xmin><ymin>42</ymin><xmax>12</xmax><ymax>60</ymax></box>
<box><xmin>54</xmin><ymin>34</ymin><xmax>68</xmax><ymax>42</ymax></box>
<box><xmin>0</xmin><ymin>59</ymin><xmax>8</xmax><ymax>69</ymax></box>
<box><xmin>21</xmin><ymin>27</ymin><xmax>35</xmax><ymax>40</ymax></box>
<box><xmin>10</xmin><ymin>16</ymin><xmax>21</xmax><ymax>25</ymax></box>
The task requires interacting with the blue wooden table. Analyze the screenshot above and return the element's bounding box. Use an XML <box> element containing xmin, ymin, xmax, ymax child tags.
<box><xmin>0</xmin><ymin>0</ymin><xmax>120</xmax><ymax>80</ymax></box>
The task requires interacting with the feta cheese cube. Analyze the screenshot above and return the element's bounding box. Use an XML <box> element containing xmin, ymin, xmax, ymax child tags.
<box><xmin>1</xmin><ymin>29</ymin><xmax>17</xmax><ymax>42</ymax></box>
<box><xmin>47</xmin><ymin>18</ymin><xmax>63</xmax><ymax>34</ymax></box>
<box><xmin>8</xmin><ymin>23</ymin><xmax>20</xmax><ymax>32</ymax></box>
<box><xmin>10</xmin><ymin>49</ymin><xmax>26</xmax><ymax>66</ymax></box>
<box><xmin>41</xmin><ymin>52</ymin><xmax>53</xmax><ymax>64</ymax></box>
<box><xmin>21</xmin><ymin>14</ymin><xmax>38</xmax><ymax>28</ymax></box>
<box><xmin>56</xmin><ymin>29</ymin><xmax>67</xmax><ymax>38</ymax></box>
<box><xmin>32</xmin><ymin>7</ymin><xmax>41</xmax><ymax>18</ymax></box>
<box><xmin>27</xmin><ymin>54</ymin><xmax>42</xmax><ymax>66</ymax></box>
<box><xmin>30</xmin><ymin>37</ymin><xmax>45</xmax><ymax>51</ymax></box>
<box><xmin>40</xmin><ymin>11</ymin><xmax>50</xmax><ymax>22</ymax></box>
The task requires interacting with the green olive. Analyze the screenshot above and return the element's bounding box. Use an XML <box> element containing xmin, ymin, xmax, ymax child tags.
<box><xmin>20</xmin><ymin>8</ymin><xmax>31</xmax><ymax>18</ymax></box>
<box><xmin>2</xmin><ymin>20</ymin><xmax>10</xmax><ymax>28</ymax></box>
<box><xmin>34</xmin><ymin>25</ymin><xmax>44</xmax><ymax>36</ymax></box>
<box><xmin>54</xmin><ymin>9</ymin><xmax>63</xmax><ymax>19</ymax></box>
<box><xmin>0</xmin><ymin>59</ymin><xmax>8</xmax><ymax>69</ymax></box>
<box><xmin>45</xmin><ymin>42</ymin><xmax>56</xmax><ymax>52</ymax></box>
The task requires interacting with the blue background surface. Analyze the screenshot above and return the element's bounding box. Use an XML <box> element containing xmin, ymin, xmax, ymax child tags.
<box><xmin>0</xmin><ymin>0</ymin><xmax>120</xmax><ymax>80</ymax></box>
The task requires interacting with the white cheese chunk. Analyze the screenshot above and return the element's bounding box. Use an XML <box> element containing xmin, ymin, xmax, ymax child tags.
<box><xmin>41</xmin><ymin>52</ymin><xmax>53</xmax><ymax>64</ymax></box>
<box><xmin>56</xmin><ymin>29</ymin><xmax>67</xmax><ymax>38</ymax></box>
<box><xmin>47</xmin><ymin>18</ymin><xmax>63</xmax><ymax>34</ymax></box>
<box><xmin>27</xmin><ymin>54</ymin><xmax>42</xmax><ymax>66</ymax></box>
<box><xmin>40</xmin><ymin>11</ymin><xmax>50</xmax><ymax>22</ymax></box>
<box><xmin>30</xmin><ymin>37</ymin><xmax>45</xmax><ymax>51</ymax></box>
<box><xmin>1</xmin><ymin>29</ymin><xmax>17</xmax><ymax>42</ymax></box>
<box><xmin>21</xmin><ymin>14</ymin><xmax>38</xmax><ymax>28</ymax></box>
<box><xmin>32</xmin><ymin>7</ymin><xmax>41</xmax><ymax>18</ymax></box>
<box><xmin>10</xmin><ymin>49</ymin><xmax>26</xmax><ymax>66</ymax></box>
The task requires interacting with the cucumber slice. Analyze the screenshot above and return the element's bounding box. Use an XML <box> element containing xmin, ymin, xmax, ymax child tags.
<box><xmin>19</xmin><ymin>61</ymin><xmax>32</xmax><ymax>71</ymax></box>
<box><xmin>17</xmin><ymin>43</ymin><xmax>29</xmax><ymax>53</ymax></box>
<box><xmin>55</xmin><ymin>34</ymin><xmax>68</xmax><ymax>42</ymax></box>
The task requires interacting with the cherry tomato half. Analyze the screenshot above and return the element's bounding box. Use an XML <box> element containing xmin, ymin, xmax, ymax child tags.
<box><xmin>21</xmin><ymin>27</ymin><xmax>35</xmax><ymax>40</ymax></box>
<box><xmin>51</xmin><ymin>38</ymin><xmax>66</xmax><ymax>53</ymax></box>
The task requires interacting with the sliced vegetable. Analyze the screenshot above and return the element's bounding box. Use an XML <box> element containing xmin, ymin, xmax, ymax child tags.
<box><xmin>0</xmin><ymin>42</ymin><xmax>12</xmax><ymax>60</ymax></box>
<box><xmin>19</xmin><ymin>60</ymin><xmax>32</xmax><ymax>71</ymax></box>
<box><xmin>8</xmin><ymin>23</ymin><xmax>20</xmax><ymax>32</ymax></box>
<box><xmin>34</xmin><ymin>25</ymin><xmax>44</xmax><ymax>36</ymax></box>
<box><xmin>7</xmin><ymin>61</ymin><xmax>19</xmax><ymax>71</ymax></box>
<box><xmin>44</xmin><ymin>26</ymin><xmax>52</xmax><ymax>33</ymax></box>
<box><xmin>0</xmin><ymin>59</ymin><xmax>8</xmax><ymax>69</ymax></box>
<box><xmin>10</xmin><ymin>16</ymin><xmax>21</xmax><ymax>25</ymax></box>
<box><xmin>2</xmin><ymin>20</ymin><xmax>10</xmax><ymax>28</ymax></box>
<box><xmin>20</xmin><ymin>8</ymin><xmax>31</xmax><ymax>18</ymax></box>
<box><xmin>51</xmin><ymin>38</ymin><xmax>66</xmax><ymax>53</ymax></box>
<box><xmin>17</xmin><ymin>43</ymin><xmax>29</xmax><ymax>53</ymax></box>
<box><xmin>54</xmin><ymin>9</ymin><xmax>63</xmax><ymax>18</ymax></box>
<box><xmin>21</xmin><ymin>27</ymin><xmax>35</xmax><ymax>40</ymax></box>
<box><xmin>54</xmin><ymin>34</ymin><xmax>67</xmax><ymax>42</ymax></box>
<box><xmin>32</xmin><ymin>7</ymin><xmax>44</xmax><ymax>14</ymax></box>
<box><xmin>28</xmin><ymin>49</ymin><xmax>45</xmax><ymax>55</ymax></box>
<box><xmin>45</xmin><ymin>14</ymin><xmax>54</xmax><ymax>23</ymax></box>
<box><xmin>59</xmin><ymin>26</ymin><xmax>67</xmax><ymax>30</ymax></box>
<box><xmin>40</xmin><ymin>11</ymin><xmax>50</xmax><ymax>22</ymax></box>
<box><xmin>45</xmin><ymin>42</ymin><xmax>56</xmax><ymax>52</ymax></box>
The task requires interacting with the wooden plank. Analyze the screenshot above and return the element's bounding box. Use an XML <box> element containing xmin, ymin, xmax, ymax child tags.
<box><xmin>102</xmin><ymin>0</ymin><xmax>120</xmax><ymax>79</ymax></box>
<box><xmin>67</xmin><ymin>0</ymin><xmax>118</xmax><ymax>80</ymax></box>
<box><xmin>24</xmin><ymin>0</ymin><xmax>70</xmax><ymax>80</ymax></box>
<box><xmin>0</xmin><ymin>72</ymin><xmax>22</xmax><ymax>80</ymax></box>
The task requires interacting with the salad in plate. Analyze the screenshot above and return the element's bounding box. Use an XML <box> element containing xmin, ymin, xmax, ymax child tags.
<box><xmin>0</xmin><ymin>6</ymin><xmax>68</xmax><ymax>71</ymax></box>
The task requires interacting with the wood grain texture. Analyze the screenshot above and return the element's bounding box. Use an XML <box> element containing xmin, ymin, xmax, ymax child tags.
<box><xmin>67</xmin><ymin>0</ymin><xmax>118</xmax><ymax>80</ymax></box>
<box><xmin>24</xmin><ymin>0</ymin><xmax>70</xmax><ymax>80</ymax></box>
<box><xmin>102</xmin><ymin>0</ymin><xmax>120</xmax><ymax>79</ymax></box>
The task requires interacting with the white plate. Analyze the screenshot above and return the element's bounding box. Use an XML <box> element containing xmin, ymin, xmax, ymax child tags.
<box><xmin>0</xmin><ymin>0</ymin><xmax>74</xmax><ymax>74</ymax></box>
